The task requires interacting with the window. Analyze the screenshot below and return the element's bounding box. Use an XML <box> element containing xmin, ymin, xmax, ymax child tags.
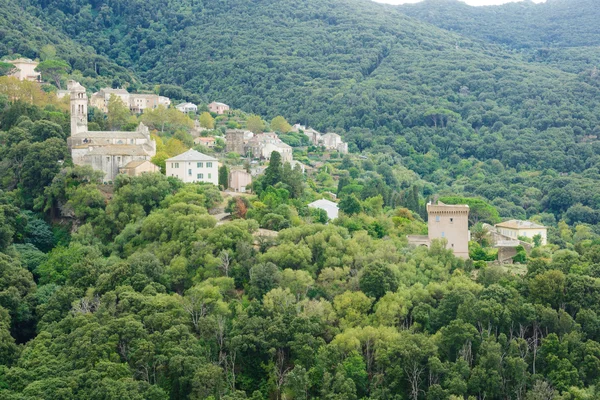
<box><xmin>198</xmin><ymin>173</ymin><xmax>204</xmax><ymax>179</ymax></box>
<box><xmin>208</xmin><ymin>173</ymin><xmax>212</xmax><ymax>179</ymax></box>
<box><xmin>435</xmin><ymin>216</ymin><xmax>440</xmax><ymax>222</ymax></box>
<box><xmin>450</xmin><ymin>218</ymin><xmax>453</xmax><ymax>223</ymax></box>
<box><xmin>106</xmin><ymin>157</ymin><xmax>110</xmax><ymax>162</ymax></box>
<box><xmin>117</xmin><ymin>156</ymin><xmax>121</xmax><ymax>162</ymax></box>
<box><xmin>188</xmin><ymin>169</ymin><xmax>192</xmax><ymax>175</ymax></box>
<box><xmin>441</xmin><ymin>232</ymin><xmax>445</xmax><ymax>238</ymax></box>
<box><xmin>197</xmin><ymin>162</ymin><xmax>203</xmax><ymax>168</ymax></box>
<box><xmin>174</xmin><ymin>163</ymin><xmax>179</xmax><ymax>168</ymax></box>
<box><xmin>206</xmin><ymin>162</ymin><xmax>213</xmax><ymax>168</ymax></box>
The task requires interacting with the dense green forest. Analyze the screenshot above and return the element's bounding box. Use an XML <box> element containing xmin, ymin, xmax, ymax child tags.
<box><xmin>1</xmin><ymin>0</ymin><xmax>600</xmax><ymax>398</ymax></box>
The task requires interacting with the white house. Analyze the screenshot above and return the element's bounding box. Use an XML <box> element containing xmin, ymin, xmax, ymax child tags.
<box><xmin>166</xmin><ymin>149</ymin><xmax>218</xmax><ymax>185</ymax></box>
<box><xmin>495</xmin><ymin>220</ymin><xmax>548</xmax><ymax>245</ymax></box>
<box><xmin>176</xmin><ymin>102</ymin><xmax>198</xmax><ymax>114</ymax></box>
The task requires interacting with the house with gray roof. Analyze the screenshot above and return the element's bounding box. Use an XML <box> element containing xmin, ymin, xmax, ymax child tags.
<box><xmin>166</xmin><ymin>149</ymin><xmax>219</xmax><ymax>185</ymax></box>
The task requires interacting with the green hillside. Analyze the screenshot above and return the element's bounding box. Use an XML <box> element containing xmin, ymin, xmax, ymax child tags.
<box><xmin>397</xmin><ymin>0</ymin><xmax>600</xmax><ymax>73</ymax></box>
<box><xmin>0</xmin><ymin>0</ymin><xmax>136</xmax><ymax>90</ymax></box>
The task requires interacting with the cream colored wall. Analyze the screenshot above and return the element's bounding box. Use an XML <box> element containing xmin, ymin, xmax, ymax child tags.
<box><xmin>498</xmin><ymin>227</ymin><xmax>547</xmax><ymax>245</ymax></box>
<box><xmin>166</xmin><ymin>160</ymin><xmax>218</xmax><ymax>185</ymax></box>
<box><xmin>428</xmin><ymin>209</ymin><xmax>470</xmax><ymax>258</ymax></box>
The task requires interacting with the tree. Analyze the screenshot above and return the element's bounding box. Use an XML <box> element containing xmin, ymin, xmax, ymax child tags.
<box><xmin>263</xmin><ymin>151</ymin><xmax>282</xmax><ymax>188</ymax></box>
<box><xmin>359</xmin><ymin>262</ymin><xmax>398</xmax><ymax>299</ymax></box>
<box><xmin>270</xmin><ymin>116</ymin><xmax>291</xmax><ymax>133</ymax></box>
<box><xmin>246</xmin><ymin>115</ymin><xmax>265</xmax><ymax>134</ymax></box>
<box><xmin>35</xmin><ymin>59</ymin><xmax>71</xmax><ymax>89</ymax></box>
<box><xmin>0</xmin><ymin>62</ymin><xmax>17</xmax><ymax>77</ymax></box>
<box><xmin>219</xmin><ymin>165</ymin><xmax>229</xmax><ymax>189</ymax></box>
<box><xmin>40</xmin><ymin>45</ymin><xmax>57</xmax><ymax>61</ymax></box>
<box><xmin>339</xmin><ymin>194</ymin><xmax>362</xmax><ymax>216</ymax></box>
<box><xmin>106</xmin><ymin>94</ymin><xmax>131</xmax><ymax>131</ymax></box>
<box><xmin>199</xmin><ymin>112</ymin><xmax>215</xmax><ymax>129</ymax></box>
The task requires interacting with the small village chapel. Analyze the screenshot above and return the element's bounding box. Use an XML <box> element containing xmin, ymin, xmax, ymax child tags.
<box><xmin>67</xmin><ymin>81</ymin><xmax>157</xmax><ymax>182</ymax></box>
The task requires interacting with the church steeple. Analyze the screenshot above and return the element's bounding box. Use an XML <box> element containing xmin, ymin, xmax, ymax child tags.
<box><xmin>68</xmin><ymin>80</ymin><xmax>88</xmax><ymax>135</ymax></box>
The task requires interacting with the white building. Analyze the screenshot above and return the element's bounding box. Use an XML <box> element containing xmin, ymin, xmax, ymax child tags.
<box><xmin>176</xmin><ymin>102</ymin><xmax>198</xmax><ymax>114</ymax></box>
<box><xmin>264</xmin><ymin>141</ymin><xmax>293</xmax><ymax>163</ymax></box>
<box><xmin>308</xmin><ymin>199</ymin><xmax>339</xmax><ymax>221</ymax></box>
<box><xmin>321</xmin><ymin>132</ymin><xmax>348</xmax><ymax>153</ymax></box>
<box><xmin>166</xmin><ymin>149</ymin><xmax>218</xmax><ymax>185</ymax></box>
<box><xmin>495</xmin><ymin>220</ymin><xmax>547</xmax><ymax>245</ymax></box>
<box><xmin>4</xmin><ymin>58</ymin><xmax>41</xmax><ymax>82</ymax></box>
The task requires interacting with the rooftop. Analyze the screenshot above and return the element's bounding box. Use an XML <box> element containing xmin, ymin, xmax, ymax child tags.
<box><xmin>308</xmin><ymin>199</ymin><xmax>339</xmax><ymax>220</ymax></box>
<box><xmin>427</xmin><ymin>201</ymin><xmax>469</xmax><ymax>213</ymax></box>
<box><xmin>495</xmin><ymin>220</ymin><xmax>546</xmax><ymax>230</ymax></box>
<box><xmin>166</xmin><ymin>149</ymin><xmax>217</xmax><ymax>162</ymax></box>
<box><xmin>122</xmin><ymin>160</ymin><xmax>154</xmax><ymax>169</ymax></box>
<box><xmin>71</xmin><ymin>130</ymin><xmax>149</xmax><ymax>139</ymax></box>
<box><xmin>210</xmin><ymin>102</ymin><xmax>229</xmax><ymax>106</ymax></box>
<box><xmin>82</xmin><ymin>144</ymin><xmax>153</xmax><ymax>156</ymax></box>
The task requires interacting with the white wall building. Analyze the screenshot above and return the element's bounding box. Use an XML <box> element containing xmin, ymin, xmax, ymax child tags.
<box><xmin>495</xmin><ymin>220</ymin><xmax>547</xmax><ymax>245</ymax></box>
<box><xmin>166</xmin><ymin>149</ymin><xmax>218</xmax><ymax>185</ymax></box>
<box><xmin>176</xmin><ymin>102</ymin><xmax>198</xmax><ymax>113</ymax></box>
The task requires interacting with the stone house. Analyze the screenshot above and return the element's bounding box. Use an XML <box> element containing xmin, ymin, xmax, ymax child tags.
<box><xmin>119</xmin><ymin>160</ymin><xmax>160</xmax><ymax>176</ymax></box>
<box><xmin>67</xmin><ymin>81</ymin><xmax>156</xmax><ymax>183</ymax></box>
<box><xmin>129</xmin><ymin>93</ymin><xmax>160</xmax><ymax>113</ymax></box>
<box><xmin>229</xmin><ymin>169</ymin><xmax>252</xmax><ymax>192</ymax></box>
<box><xmin>194</xmin><ymin>136</ymin><xmax>217</xmax><ymax>148</ymax></box>
<box><xmin>264</xmin><ymin>142</ymin><xmax>293</xmax><ymax>163</ymax></box>
<box><xmin>166</xmin><ymin>149</ymin><xmax>218</xmax><ymax>185</ymax></box>
<box><xmin>4</xmin><ymin>58</ymin><xmax>41</xmax><ymax>82</ymax></box>
<box><xmin>89</xmin><ymin>88</ymin><xmax>130</xmax><ymax>113</ymax></box>
<box><xmin>208</xmin><ymin>102</ymin><xmax>230</xmax><ymax>114</ymax></box>
<box><xmin>320</xmin><ymin>132</ymin><xmax>348</xmax><ymax>153</ymax></box>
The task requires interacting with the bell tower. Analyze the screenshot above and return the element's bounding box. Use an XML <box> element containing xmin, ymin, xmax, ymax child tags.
<box><xmin>68</xmin><ymin>80</ymin><xmax>88</xmax><ymax>135</ymax></box>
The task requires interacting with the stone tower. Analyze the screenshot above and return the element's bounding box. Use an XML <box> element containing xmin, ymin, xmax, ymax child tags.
<box><xmin>68</xmin><ymin>80</ymin><xmax>88</xmax><ymax>136</ymax></box>
<box><xmin>226</xmin><ymin>130</ymin><xmax>245</xmax><ymax>154</ymax></box>
<box><xmin>427</xmin><ymin>201</ymin><xmax>470</xmax><ymax>258</ymax></box>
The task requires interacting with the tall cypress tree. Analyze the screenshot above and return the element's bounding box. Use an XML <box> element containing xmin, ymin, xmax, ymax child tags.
<box><xmin>263</xmin><ymin>151</ymin><xmax>282</xmax><ymax>189</ymax></box>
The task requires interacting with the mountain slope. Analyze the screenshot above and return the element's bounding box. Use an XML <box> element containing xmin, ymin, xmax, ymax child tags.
<box><xmin>0</xmin><ymin>0</ymin><xmax>136</xmax><ymax>90</ymax></box>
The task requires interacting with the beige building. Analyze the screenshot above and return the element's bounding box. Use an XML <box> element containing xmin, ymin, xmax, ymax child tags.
<box><xmin>408</xmin><ymin>201</ymin><xmax>470</xmax><ymax>258</ymax></box>
<box><xmin>166</xmin><ymin>149</ymin><xmax>218</xmax><ymax>185</ymax></box>
<box><xmin>245</xmin><ymin>133</ymin><xmax>292</xmax><ymax>162</ymax></box>
<box><xmin>208</xmin><ymin>102</ymin><xmax>230</xmax><ymax>114</ymax></box>
<box><xmin>4</xmin><ymin>58</ymin><xmax>41</xmax><ymax>82</ymax></box>
<box><xmin>194</xmin><ymin>136</ymin><xmax>217</xmax><ymax>148</ymax></box>
<box><xmin>229</xmin><ymin>169</ymin><xmax>252</xmax><ymax>192</ymax></box>
<box><xmin>89</xmin><ymin>88</ymin><xmax>130</xmax><ymax>112</ymax></box>
<box><xmin>67</xmin><ymin>81</ymin><xmax>156</xmax><ymax>182</ymax></box>
<box><xmin>119</xmin><ymin>160</ymin><xmax>160</xmax><ymax>176</ymax></box>
<box><xmin>495</xmin><ymin>220</ymin><xmax>547</xmax><ymax>245</ymax></box>
<box><xmin>129</xmin><ymin>93</ymin><xmax>160</xmax><ymax>113</ymax></box>
<box><xmin>264</xmin><ymin>142</ymin><xmax>293</xmax><ymax>163</ymax></box>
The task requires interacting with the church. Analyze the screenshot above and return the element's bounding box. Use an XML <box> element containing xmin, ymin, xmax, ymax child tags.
<box><xmin>67</xmin><ymin>81</ymin><xmax>157</xmax><ymax>182</ymax></box>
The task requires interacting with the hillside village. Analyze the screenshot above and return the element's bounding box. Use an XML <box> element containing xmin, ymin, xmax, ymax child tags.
<box><xmin>3</xmin><ymin>1</ymin><xmax>600</xmax><ymax>398</ymax></box>
<box><xmin>0</xmin><ymin>56</ymin><xmax>549</xmax><ymax>264</ymax></box>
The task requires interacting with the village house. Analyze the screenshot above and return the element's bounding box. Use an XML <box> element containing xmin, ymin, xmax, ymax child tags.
<box><xmin>89</xmin><ymin>88</ymin><xmax>169</xmax><ymax>113</ymax></box>
<box><xmin>292</xmin><ymin>124</ymin><xmax>322</xmax><ymax>146</ymax></box>
<box><xmin>408</xmin><ymin>201</ymin><xmax>470</xmax><ymax>258</ymax></box>
<box><xmin>166</xmin><ymin>149</ymin><xmax>218</xmax><ymax>185</ymax></box>
<box><xmin>495</xmin><ymin>220</ymin><xmax>547</xmax><ymax>245</ymax></box>
<box><xmin>67</xmin><ymin>81</ymin><xmax>157</xmax><ymax>182</ymax></box>
<box><xmin>89</xmin><ymin>88</ymin><xmax>130</xmax><ymax>112</ymax></box>
<box><xmin>208</xmin><ymin>102</ymin><xmax>230</xmax><ymax>114</ymax></box>
<box><xmin>321</xmin><ymin>132</ymin><xmax>348</xmax><ymax>154</ymax></box>
<box><xmin>244</xmin><ymin>132</ymin><xmax>293</xmax><ymax>162</ymax></box>
<box><xmin>194</xmin><ymin>136</ymin><xmax>217</xmax><ymax>148</ymax></box>
<box><xmin>4</xmin><ymin>58</ymin><xmax>41</xmax><ymax>82</ymax></box>
<box><xmin>264</xmin><ymin>141</ymin><xmax>293</xmax><ymax>163</ymax></box>
<box><xmin>176</xmin><ymin>102</ymin><xmax>198</xmax><ymax>114</ymax></box>
<box><xmin>229</xmin><ymin>169</ymin><xmax>252</xmax><ymax>192</ymax></box>
<box><xmin>119</xmin><ymin>160</ymin><xmax>160</xmax><ymax>176</ymax></box>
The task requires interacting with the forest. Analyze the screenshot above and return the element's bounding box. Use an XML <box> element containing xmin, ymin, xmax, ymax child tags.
<box><xmin>1</xmin><ymin>0</ymin><xmax>600</xmax><ymax>398</ymax></box>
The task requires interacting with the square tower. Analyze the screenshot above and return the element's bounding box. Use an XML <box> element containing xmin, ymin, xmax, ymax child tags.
<box><xmin>427</xmin><ymin>201</ymin><xmax>470</xmax><ymax>258</ymax></box>
<box><xmin>68</xmin><ymin>80</ymin><xmax>88</xmax><ymax>135</ymax></box>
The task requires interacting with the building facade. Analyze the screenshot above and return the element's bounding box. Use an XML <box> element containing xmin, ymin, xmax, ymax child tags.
<box><xmin>495</xmin><ymin>220</ymin><xmax>547</xmax><ymax>245</ymax></box>
<box><xmin>208</xmin><ymin>102</ymin><xmax>230</xmax><ymax>114</ymax></box>
<box><xmin>67</xmin><ymin>81</ymin><xmax>157</xmax><ymax>182</ymax></box>
<box><xmin>166</xmin><ymin>149</ymin><xmax>218</xmax><ymax>185</ymax></box>
<box><xmin>229</xmin><ymin>170</ymin><xmax>252</xmax><ymax>192</ymax></box>
<box><xmin>408</xmin><ymin>201</ymin><xmax>470</xmax><ymax>258</ymax></box>
<box><xmin>226</xmin><ymin>130</ymin><xmax>246</xmax><ymax>154</ymax></box>
<box><xmin>176</xmin><ymin>102</ymin><xmax>198</xmax><ymax>114</ymax></box>
<box><xmin>119</xmin><ymin>160</ymin><xmax>160</xmax><ymax>176</ymax></box>
<box><xmin>5</xmin><ymin>58</ymin><xmax>41</xmax><ymax>82</ymax></box>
